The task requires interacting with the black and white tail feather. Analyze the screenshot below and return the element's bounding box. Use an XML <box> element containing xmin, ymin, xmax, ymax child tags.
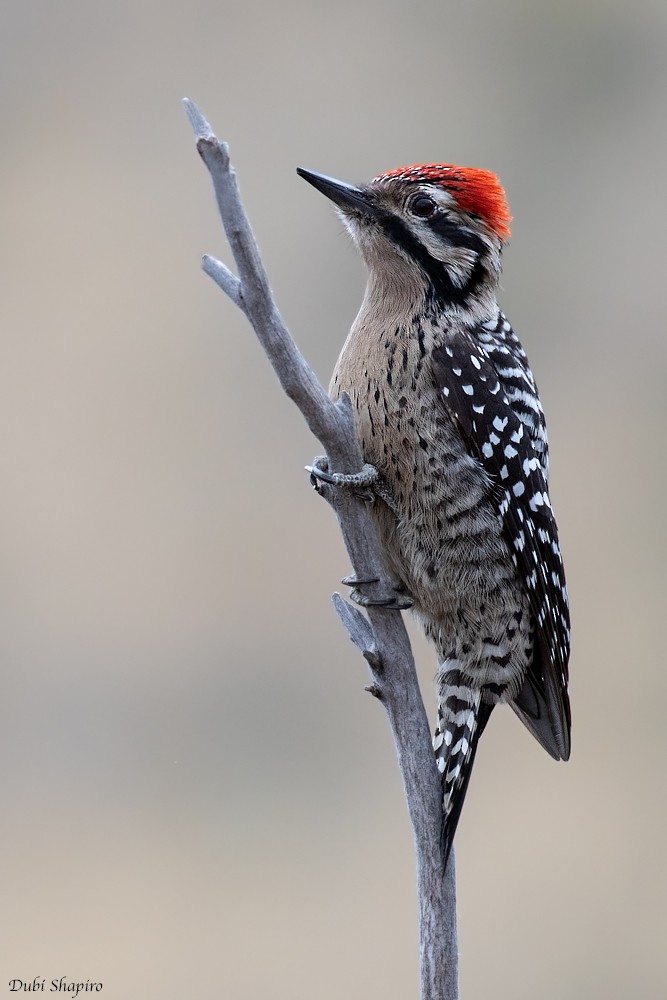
<box><xmin>434</xmin><ymin>670</ymin><xmax>493</xmax><ymax>864</ymax></box>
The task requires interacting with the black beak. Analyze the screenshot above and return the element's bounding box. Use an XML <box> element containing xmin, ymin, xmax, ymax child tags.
<box><xmin>297</xmin><ymin>168</ymin><xmax>378</xmax><ymax>219</ymax></box>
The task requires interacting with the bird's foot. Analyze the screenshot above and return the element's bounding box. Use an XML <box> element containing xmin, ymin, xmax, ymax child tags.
<box><xmin>341</xmin><ymin>575</ymin><xmax>414</xmax><ymax>610</ymax></box>
<box><xmin>307</xmin><ymin>456</ymin><xmax>401</xmax><ymax>515</ymax></box>
<box><xmin>307</xmin><ymin>456</ymin><xmax>379</xmax><ymax>502</ymax></box>
<box><xmin>307</xmin><ymin>456</ymin><xmax>410</xmax><ymax>608</ymax></box>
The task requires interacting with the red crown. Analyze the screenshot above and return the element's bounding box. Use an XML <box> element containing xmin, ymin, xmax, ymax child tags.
<box><xmin>373</xmin><ymin>163</ymin><xmax>512</xmax><ymax>241</ymax></box>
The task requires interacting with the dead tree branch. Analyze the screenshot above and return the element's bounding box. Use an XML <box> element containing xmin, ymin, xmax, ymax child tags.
<box><xmin>184</xmin><ymin>98</ymin><xmax>459</xmax><ymax>1000</ymax></box>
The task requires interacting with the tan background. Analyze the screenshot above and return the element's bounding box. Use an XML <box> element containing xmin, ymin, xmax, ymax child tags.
<box><xmin>2</xmin><ymin>1</ymin><xmax>666</xmax><ymax>997</ymax></box>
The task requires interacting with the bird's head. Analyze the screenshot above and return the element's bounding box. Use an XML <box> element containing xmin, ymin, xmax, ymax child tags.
<box><xmin>298</xmin><ymin>163</ymin><xmax>511</xmax><ymax>319</ymax></box>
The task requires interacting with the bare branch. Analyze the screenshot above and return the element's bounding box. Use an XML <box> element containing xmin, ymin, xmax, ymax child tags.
<box><xmin>184</xmin><ymin>98</ymin><xmax>459</xmax><ymax>1000</ymax></box>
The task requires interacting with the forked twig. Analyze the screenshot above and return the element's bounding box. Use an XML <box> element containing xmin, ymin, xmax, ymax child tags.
<box><xmin>184</xmin><ymin>98</ymin><xmax>459</xmax><ymax>1000</ymax></box>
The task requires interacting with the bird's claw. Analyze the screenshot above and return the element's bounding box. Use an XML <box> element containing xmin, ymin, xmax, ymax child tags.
<box><xmin>344</xmin><ymin>573</ymin><xmax>414</xmax><ymax>610</ymax></box>
<box><xmin>341</xmin><ymin>574</ymin><xmax>380</xmax><ymax>587</ymax></box>
<box><xmin>349</xmin><ymin>588</ymin><xmax>414</xmax><ymax>610</ymax></box>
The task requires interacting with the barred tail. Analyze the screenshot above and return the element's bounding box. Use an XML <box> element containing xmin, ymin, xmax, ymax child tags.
<box><xmin>434</xmin><ymin>669</ymin><xmax>493</xmax><ymax>866</ymax></box>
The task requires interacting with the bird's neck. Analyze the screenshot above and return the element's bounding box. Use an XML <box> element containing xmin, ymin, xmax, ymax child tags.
<box><xmin>361</xmin><ymin>251</ymin><xmax>501</xmax><ymax>333</ymax></box>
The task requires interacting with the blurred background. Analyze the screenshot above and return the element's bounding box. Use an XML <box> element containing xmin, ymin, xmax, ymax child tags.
<box><xmin>1</xmin><ymin>1</ymin><xmax>666</xmax><ymax>997</ymax></box>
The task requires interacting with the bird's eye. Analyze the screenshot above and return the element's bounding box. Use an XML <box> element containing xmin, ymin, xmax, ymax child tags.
<box><xmin>410</xmin><ymin>195</ymin><xmax>437</xmax><ymax>218</ymax></box>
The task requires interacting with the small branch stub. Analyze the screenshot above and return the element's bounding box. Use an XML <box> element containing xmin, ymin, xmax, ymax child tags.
<box><xmin>202</xmin><ymin>254</ymin><xmax>243</xmax><ymax>307</ymax></box>
<box><xmin>363</xmin><ymin>648</ymin><xmax>383</xmax><ymax>672</ymax></box>
<box><xmin>331</xmin><ymin>592</ymin><xmax>376</xmax><ymax>653</ymax></box>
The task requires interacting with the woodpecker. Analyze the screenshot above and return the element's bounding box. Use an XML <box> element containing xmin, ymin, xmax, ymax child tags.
<box><xmin>298</xmin><ymin>162</ymin><xmax>571</xmax><ymax>864</ymax></box>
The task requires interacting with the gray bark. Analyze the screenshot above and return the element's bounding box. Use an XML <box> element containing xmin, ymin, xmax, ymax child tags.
<box><xmin>183</xmin><ymin>98</ymin><xmax>459</xmax><ymax>1000</ymax></box>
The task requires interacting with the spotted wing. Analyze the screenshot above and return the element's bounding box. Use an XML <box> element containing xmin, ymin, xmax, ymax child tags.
<box><xmin>432</xmin><ymin>339</ymin><xmax>571</xmax><ymax>760</ymax></box>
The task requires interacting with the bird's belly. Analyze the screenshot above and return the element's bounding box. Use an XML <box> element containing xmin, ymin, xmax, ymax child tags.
<box><xmin>360</xmin><ymin>401</ymin><xmax>511</xmax><ymax>605</ymax></box>
<box><xmin>358</xmin><ymin>398</ymin><xmax>530</xmax><ymax>693</ymax></box>
<box><xmin>379</xmin><ymin>484</ymin><xmax>530</xmax><ymax>697</ymax></box>
<box><xmin>384</xmin><ymin>471</ymin><xmax>519</xmax><ymax>621</ymax></box>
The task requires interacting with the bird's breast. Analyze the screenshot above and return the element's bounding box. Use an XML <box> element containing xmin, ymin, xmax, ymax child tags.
<box><xmin>331</xmin><ymin>324</ymin><xmax>517</xmax><ymax>617</ymax></box>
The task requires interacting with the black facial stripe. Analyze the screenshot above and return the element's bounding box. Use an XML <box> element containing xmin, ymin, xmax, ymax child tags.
<box><xmin>428</xmin><ymin>215</ymin><xmax>487</xmax><ymax>256</ymax></box>
<box><xmin>378</xmin><ymin>211</ymin><xmax>487</xmax><ymax>306</ymax></box>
